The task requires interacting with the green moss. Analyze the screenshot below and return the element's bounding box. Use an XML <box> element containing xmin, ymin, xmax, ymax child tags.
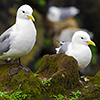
<box><xmin>90</xmin><ymin>71</ymin><xmax>100</xmax><ymax>84</ymax></box>
<box><xmin>2</xmin><ymin>53</ymin><xmax>98</xmax><ymax>100</ymax></box>
<box><xmin>37</xmin><ymin>53</ymin><xmax>82</xmax><ymax>98</ymax></box>
<box><xmin>79</xmin><ymin>85</ymin><xmax>100</xmax><ymax>100</ymax></box>
<box><xmin>0</xmin><ymin>97</ymin><xmax>6</xmax><ymax>100</ymax></box>
<box><xmin>78</xmin><ymin>71</ymin><xmax>100</xmax><ymax>100</ymax></box>
<box><xmin>0</xmin><ymin>62</ymin><xmax>44</xmax><ymax>100</ymax></box>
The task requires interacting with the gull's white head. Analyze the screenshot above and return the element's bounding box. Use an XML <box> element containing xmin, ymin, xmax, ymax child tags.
<box><xmin>17</xmin><ymin>4</ymin><xmax>35</xmax><ymax>21</ymax></box>
<box><xmin>47</xmin><ymin>6</ymin><xmax>61</xmax><ymax>22</ymax></box>
<box><xmin>72</xmin><ymin>31</ymin><xmax>95</xmax><ymax>46</ymax></box>
<box><xmin>69</xmin><ymin>6</ymin><xmax>80</xmax><ymax>16</ymax></box>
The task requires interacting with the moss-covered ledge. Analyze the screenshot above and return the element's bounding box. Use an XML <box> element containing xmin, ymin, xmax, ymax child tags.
<box><xmin>0</xmin><ymin>53</ymin><xmax>100</xmax><ymax>99</ymax></box>
<box><xmin>0</xmin><ymin>62</ymin><xmax>44</xmax><ymax>100</ymax></box>
<box><xmin>0</xmin><ymin>53</ymin><xmax>82</xmax><ymax>99</ymax></box>
<box><xmin>78</xmin><ymin>71</ymin><xmax>100</xmax><ymax>100</ymax></box>
<box><xmin>36</xmin><ymin>53</ymin><xmax>82</xmax><ymax>98</ymax></box>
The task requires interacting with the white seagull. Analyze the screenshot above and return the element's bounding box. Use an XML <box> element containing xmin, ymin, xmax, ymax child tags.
<box><xmin>0</xmin><ymin>4</ymin><xmax>36</xmax><ymax>75</ymax></box>
<box><xmin>47</xmin><ymin>6</ymin><xmax>80</xmax><ymax>22</ymax></box>
<box><xmin>56</xmin><ymin>31</ymin><xmax>95</xmax><ymax>71</ymax></box>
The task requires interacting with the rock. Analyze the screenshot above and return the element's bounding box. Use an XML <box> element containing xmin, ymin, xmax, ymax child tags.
<box><xmin>79</xmin><ymin>85</ymin><xmax>100</xmax><ymax>100</ymax></box>
<box><xmin>0</xmin><ymin>62</ymin><xmax>44</xmax><ymax>100</ymax></box>
<box><xmin>90</xmin><ymin>71</ymin><xmax>100</xmax><ymax>85</ymax></box>
<box><xmin>37</xmin><ymin>53</ymin><xmax>82</xmax><ymax>97</ymax></box>
<box><xmin>3</xmin><ymin>53</ymin><xmax>100</xmax><ymax>99</ymax></box>
<box><xmin>79</xmin><ymin>71</ymin><xmax>100</xmax><ymax>100</ymax></box>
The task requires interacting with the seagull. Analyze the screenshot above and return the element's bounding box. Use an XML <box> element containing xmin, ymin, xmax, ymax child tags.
<box><xmin>47</xmin><ymin>6</ymin><xmax>80</xmax><ymax>22</ymax></box>
<box><xmin>58</xmin><ymin>28</ymin><xmax>94</xmax><ymax>43</ymax></box>
<box><xmin>0</xmin><ymin>4</ymin><xmax>36</xmax><ymax>76</ymax></box>
<box><xmin>56</xmin><ymin>31</ymin><xmax>95</xmax><ymax>71</ymax></box>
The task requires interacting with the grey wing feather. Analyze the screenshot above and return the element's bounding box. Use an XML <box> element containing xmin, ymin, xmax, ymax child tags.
<box><xmin>59</xmin><ymin>42</ymin><xmax>70</xmax><ymax>53</ymax></box>
<box><xmin>59</xmin><ymin>6</ymin><xmax>79</xmax><ymax>20</ymax></box>
<box><xmin>0</xmin><ymin>26</ymin><xmax>13</xmax><ymax>55</ymax></box>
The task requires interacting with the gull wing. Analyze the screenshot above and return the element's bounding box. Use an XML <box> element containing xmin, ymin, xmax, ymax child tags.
<box><xmin>56</xmin><ymin>41</ymin><xmax>70</xmax><ymax>53</ymax></box>
<box><xmin>0</xmin><ymin>26</ymin><xmax>14</xmax><ymax>55</ymax></box>
<box><xmin>59</xmin><ymin>6</ymin><xmax>80</xmax><ymax>20</ymax></box>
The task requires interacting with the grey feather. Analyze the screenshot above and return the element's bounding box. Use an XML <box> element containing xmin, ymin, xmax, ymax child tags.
<box><xmin>59</xmin><ymin>42</ymin><xmax>70</xmax><ymax>53</ymax></box>
<box><xmin>0</xmin><ymin>26</ymin><xmax>13</xmax><ymax>55</ymax></box>
<box><xmin>59</xmin><ymin>6</ymin><xmax>80</xmax><ymax>20</ymax></box>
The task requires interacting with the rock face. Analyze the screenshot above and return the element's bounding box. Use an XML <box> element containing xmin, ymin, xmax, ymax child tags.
<box><xmin>37</xmin><ymin>53</ymin><xmax>82</xmax><ymax>97</ymax></box>
<box><xmin>79</xmin><ymin>71</ymin><xmax>100</xmax><ymax>100</ymax></box>
<box><xmin>1</xmin><ymin>53</ymin><xmax>100</xmax><ymax>99</ymax></box>
<box><xmin>0</xmin><ymin>62</ymin><xmax>44</xmax><ymax>100</ymax></box>
<box><xmin>0</xmin><ymin>53</ymin><xmax>82</xmax><ymax>99</ymax></box>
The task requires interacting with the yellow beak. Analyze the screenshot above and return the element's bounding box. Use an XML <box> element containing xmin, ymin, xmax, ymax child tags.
<box><xmin>86</xmin><ymin>40</ymin><xmax>96</xmax><ymax>46</ymax></box>
<box><xmin>28</xmin><ymin>15</ymin><xmax>35</xmax><ymax>22</ymax></box>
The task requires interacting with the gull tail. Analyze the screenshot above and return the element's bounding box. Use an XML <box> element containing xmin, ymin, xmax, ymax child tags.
<box><xmin>55</xmin><ymin>39</ymin><xmax>65</xmax><ymax>46</ymax></box>
<box><xmin>55</xmin><ymin>40</ymin><xmax>65</xmax><ymax>53</ymax></box>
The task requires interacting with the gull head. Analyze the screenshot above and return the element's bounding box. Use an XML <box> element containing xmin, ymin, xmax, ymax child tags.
<box><xmin>17</xmin><ymin>4</ymin><xmax>35</xmax><ymax>21</ymax></box>
<box><xmin>72</xmin><ymin>31</ymin><xmax>95</xmax><ymax>46</ymax></box>
<box><xmin>69</xmin><ymin>6</ymin><xmax>80</xmax><ymax>16</ymax></box>
<box><xmin>47</xmin><ymin>6</ymin><xmax>61</xmax><ymax>22</ymax></box>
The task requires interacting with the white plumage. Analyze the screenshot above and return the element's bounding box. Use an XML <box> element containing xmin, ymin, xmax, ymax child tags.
<box><xmin>0</xmin><ymin>4</ymin><xmax>36</xmax><ymax>75</ymax></box>
<box><xmin>47</xmin><ymin>6</ymin><xmax>79</xmax><ymax>22</ymax></box>
<box><xmin>56</xmin><ymin>31</ymin><xmax>95</xmax><ymax>71</ymax></box>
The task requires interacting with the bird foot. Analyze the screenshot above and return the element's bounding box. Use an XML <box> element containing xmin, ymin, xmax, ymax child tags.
<box><xmin>9</xmin><ymin>68</ymin><xmax>19</xmax><ymax>76</ymax></box>
<box><xmin>79</xmin><ymin>76</ymin><xmax>90</xmax><ymax>85</ymax></box>
<box><xmin>19</xmin><ymin>65</ymin><xmax>30</xmax><ymax>72</ymax></box>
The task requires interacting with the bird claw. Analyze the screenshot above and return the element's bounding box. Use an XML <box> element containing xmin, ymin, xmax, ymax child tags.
<box><xmin>9</xmin><ymin>68</ymin><xmax>19</xmax><ymax>76</ymax></box>
<box><xmin>19</xmin><ymin>65</ymin><xmax>30</xmax><ymax>72</ymax></box>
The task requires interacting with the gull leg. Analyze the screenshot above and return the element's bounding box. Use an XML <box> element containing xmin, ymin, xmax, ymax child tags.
<box><xmin>18</xmin><ymin>58</ymin><xmax>30</xmax><ymax>72</ymax></box>
<box><xmin>9</xmin><ymin>60</ymin><xmax>19</xmax><ymax>76</ymax></box>
<box><xmin>78</xmin><ymin>71</ymin><xmax>89</xmax><ymax>85</ymax></box>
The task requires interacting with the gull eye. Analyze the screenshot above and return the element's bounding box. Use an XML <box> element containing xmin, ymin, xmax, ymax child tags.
<box><xmin>81</xmin><ymin>37</ymin><xmax>84</xmax><ymax>39</ymax></box>
<box><xmin>22</xmin><ymin>10</ymin><xmax>25</xmax><ymax>13</ymax></box>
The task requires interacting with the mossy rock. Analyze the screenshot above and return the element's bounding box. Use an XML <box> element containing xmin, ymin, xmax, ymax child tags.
<box><xmin>0</xmin><ymin>62</ymin><xmax>44</xmax><ymax>100</ymax></box>
<box><xmin>79</xmin><ymin>85</ymin><xmax>100</xmax><ymax>100</ymax></box>
<box><xmin>78</xmin><ymin>71</ymin><xmax>100</xmax><ymax>100</ymax></box>
<box><xmin>37</xmin><ymin>53</ymin><xmax>82</xmax><ymax>98</ymax></box>
<box><xmin>90</xmin><ymin>71</ymin><xmax>100</xmax><ymax>85</ymax></box>
<box><xmin>0</xmin><ymin>97</ymin><xmax>6</xmax><ymax>100</ymax></box>
<box><xmin>2</xmin><ymin>53</ymin><xmax>99</xmax><ymax>100</ymax></box>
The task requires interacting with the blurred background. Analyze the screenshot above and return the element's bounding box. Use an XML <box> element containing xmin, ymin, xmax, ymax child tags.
<box><xmin>0</xmin><ymin>0</ymin><xmax>100</xmax><ymax>76</ymax></box>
